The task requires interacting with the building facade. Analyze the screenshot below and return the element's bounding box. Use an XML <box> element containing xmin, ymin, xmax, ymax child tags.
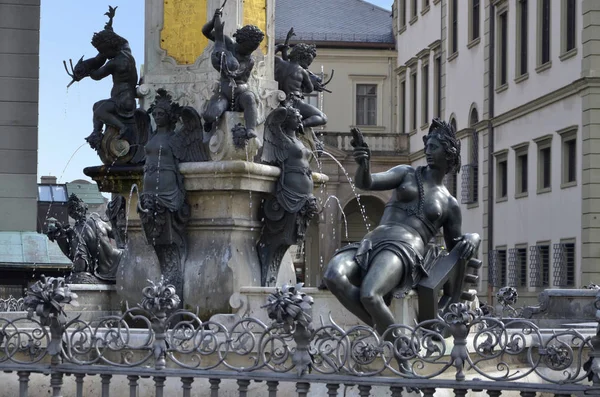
<box><xmin>394</xmin><ymin>0</ymin><xmax>600</xmax><ymax>305</ymax></box>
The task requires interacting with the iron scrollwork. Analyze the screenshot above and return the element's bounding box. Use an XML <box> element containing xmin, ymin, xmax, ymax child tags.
<box><xmin>0</xmin><ymin>276</ymin><xmax>592</xmax><ymax>387</ymax></box>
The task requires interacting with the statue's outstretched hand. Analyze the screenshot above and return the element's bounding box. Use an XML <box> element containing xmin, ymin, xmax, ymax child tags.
<box><xmin>455</xmin><ymin>233</ymin><xmax>480</xmax><ymax>260</ymax></box>
<box><xmin>350</xmin><ymin>128</ymin><xmax>370</xmax><ymax>167</ymax></box>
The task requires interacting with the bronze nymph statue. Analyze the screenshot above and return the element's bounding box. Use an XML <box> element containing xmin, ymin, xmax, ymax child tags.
<box><xmin>201</xmin><ymin>6</ymin><xmax>265</xmax><ymax>144</ymax></box>
<box><xmin>45</xmin><ymin>194</ymin><xmax>123</xmax><ymax>284</ymax></box>
<box><xmin>257</xmin><ymin>105</ymin><xmax>320</xmax><ymax>286</ymax></box>
<box><xmin>323</xmin><ymin>119</ymin><xmax>480</xmax><ymax>345</ymax></box>
<box><xmin>136</xmin><ymin>89</ymin><xmax>208</xmax><ymax>299</ymax></box>
<box><xmin>64</xmin><ymin>6</ymin><xmax>147</xmax><ymax>165</ymax></box>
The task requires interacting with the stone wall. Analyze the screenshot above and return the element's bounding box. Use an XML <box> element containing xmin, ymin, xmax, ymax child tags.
<box><xmin>0</xmin><ymin>0</ymin><xmax>39</xmax><ymax>231</ymax></box>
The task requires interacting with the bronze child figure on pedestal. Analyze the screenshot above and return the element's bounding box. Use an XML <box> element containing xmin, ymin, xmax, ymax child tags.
<box><xmin>64</xmin><ymin>6</ymin><xmax>147</xmax><ymax>165</ymax></box>
<box><xmin>201</xmin><ymin>6</ymin><xmax>265</xmax><ymax>143</ymax></box>
<box><xmin>274</xmin><ymin>36</ymin><xmax>328</xmax><ymax>130</ymax></box>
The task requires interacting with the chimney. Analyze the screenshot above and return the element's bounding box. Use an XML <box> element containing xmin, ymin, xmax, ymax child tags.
<box><xmin>40</xmin><ymin>175</ymin><xmax>57</xmax><ymax>185</ymax></box>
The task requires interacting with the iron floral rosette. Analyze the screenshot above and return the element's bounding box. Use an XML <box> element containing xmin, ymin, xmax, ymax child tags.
<box><xmin>263</xmin><ymin>283</ymin><xmax>314</xmax><ymax>375</ymax></box>
<box><xmin>496</xmin><ymin>286</ymin><xmax>521</xmax><ymax>317</ymax></box>
<box><xmin>23</xmin><ymin>276</ymin><xmax>78</xmax><ymax>326</ymax></box>
<box><xmin>141</xmin><ymin>277</ymin><xmax>182</xmax><ymax>317</ymax></box>
<box><xmin>23</xmin><ymin>276</ymin><xmax>78</xmax><ymax>360</ymax></box>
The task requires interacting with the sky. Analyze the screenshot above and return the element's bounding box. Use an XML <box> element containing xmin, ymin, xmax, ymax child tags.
<box><xmin>38</xmin><ymin>0</ymin><xmax>394</xmax><ymax>184</ymax></box>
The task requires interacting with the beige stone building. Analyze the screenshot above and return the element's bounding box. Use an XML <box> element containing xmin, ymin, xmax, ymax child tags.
<box><xmin>394</xmin><ymin>0</ymin><xmax>600</xmax><ymax>305</ymax></box>
<box><xmin>274</xmin><ymin>0</ymin><xmax>402</xmax><ymax>286</ymax></box>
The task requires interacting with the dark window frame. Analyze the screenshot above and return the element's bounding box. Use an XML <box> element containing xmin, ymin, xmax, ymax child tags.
<box><xmin>356</xmin><ymin>84</ymin><xmax>378</xmax><ymax>126</ymax></box>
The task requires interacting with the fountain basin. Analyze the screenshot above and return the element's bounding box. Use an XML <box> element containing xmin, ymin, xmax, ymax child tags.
<box><xmin>85</xmin><ymin>160</ymin><xmax>328</xmax><ymax>319</ymax></box>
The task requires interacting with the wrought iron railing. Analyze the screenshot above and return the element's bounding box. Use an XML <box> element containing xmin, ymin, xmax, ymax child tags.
<box><xmin>2</xmin><ymin>276</ymin><xmax>600</xmax><ymax>396</ymax></box>
<box><xmin>0</xmin><ymin>296</ymin><xmax>24</xmax><ymax>312</ymax></box>
<box><xmin>321</xmin><ymin>131</ymin><xmax>408</xmax><ymax>154</ymax></box>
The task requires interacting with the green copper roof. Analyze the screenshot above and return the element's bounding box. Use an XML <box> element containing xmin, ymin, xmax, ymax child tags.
<box><xmin>65</xmin><ymin>182</ymin><xmax>105</xmax><ymax>205</ymax></box>
<box><xmin>0</xmin><ymin>232</ymin><xmax>72</xmax><ymax>268</ymax></box>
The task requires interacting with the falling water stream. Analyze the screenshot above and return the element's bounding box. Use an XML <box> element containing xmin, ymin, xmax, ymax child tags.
<box><xmin>315</xmin><ymin>149</ymin><xmax>371</xmax><ymax>233</ymax></box>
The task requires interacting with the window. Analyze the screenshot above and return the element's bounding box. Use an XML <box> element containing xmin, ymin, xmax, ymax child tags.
<box><xmin>553</xmin><ymin>240</ymin><xmax>575</xmax><ymax>287</ymax></box>
<box><xmin>38</xmin><ymin>186</ymin><xmax>52</xmax><ymax>202</ymax></box>
<box><xmin>530</xmin><ymin>243</ymin><xmax>550</xmax><ymax>287</ymax></box>
<box><xmin>509</xmin><ymin>246</ymin><xmax>528</xmax><ymax>287</ymax></box>
<box><xmin>400</xmin><ymin>79</ymin><xmax>406</xmax><ymax>133</ymax></box>
<box><xmin>489</xmin><ymin>248</ymin><xmax>507</xmax><ymax>287</ymax></box>
<box><xmin>535</xmin><ymin>135</ymin><xmax>552</xmax><ymax>193</ymax></box>
<box><xmin>444</xmin><ymin>172</ymin><xmax>457</xmax><ymax>198</ymax></box>
<box><xmin>499</xmin><ymin>248</ymin><xmax>508</xmax><ymax>287</ymax></box>
<box><xmin>461</xmin><ymin>164</ymin><xmax>479</xmax><ymax>204</ymax></box>
<box><xmin>470</xmin><ymin>0</ymin><xmax>480</xmax><ymax>42</ymax></box>
<box><xmin>539</xmin><ymin>147</ymin><xmax>551</xmax><ymax>189</ymax></box>
<box><xmin>516</xmin><ymin>247</ymin><xmax>528</xmax><ymax>287</ymax></box>
<box><xmin>564</xmin><ymin>139</ymin><xmax>576</xmax><ymax>183</ymax></box>
<box><xmin>37</xmin><ymin>185</ymin><xmax>68</xmax><ymax>203</ymax></box>
<box><xmin>411</xmin><ymin>0</ymin><xmax>418</xmax><ymax>19</ymax></box>
<box><xmin>449</xmin><ymin>0</ymin><xmax>458</xmax><ymax>56</ymax></box>
<box><xmin>516</xmin><ymin>0</ymin><xmax>528</xmax><ymax>77</ymax></box>
<box><xmin>400</xmin><ymin>0</ymin><xmax>407</xmax><ymax>29</ymax></box>
<box><xmin>513</xmin><ymin>143</ymin><xmax>529</xmax><ymax>197</ymax></box>
<box><xmin>538</xmin><ymin>0</ymin><xmax>551</xmax><ymax>67</ymax></box>
<box><xmin>356</xmin><ymin>84</ymin><xmax>377</xmax><ymax>126</ymax></box>
<box><xmin>562</xmin><ymin>0</ymin><xmax>576</xmax><ymax>55</ymax></box>
<box><xmin>517</xmin><ymin>152</ymin><xmax>528</xmax><ymax>195</ymax></box>
<box><xmin>498</xmin><ymin>11</ymin><xmax>508</xmax><ymax>87</ymax></box>
<box><xmin>421</xmin><ymin>62</ymin><xmax>429</xmax><ymax>126</ymax></box>
<box><xmin>422</xmin><ymin>0</ymin><xmax>430</xmax><ymax>15</ymax></box>
<box><xmin>496</xmin><ymin>152</ymin><xmax>508</xmax><ymax>201</ymax></box>
<box><xmin>305</xmin><ymin>93</ymin><xmax>319</xmax><ymax>109</ymax></box>
<box><xmin>410</xmin><ymin>71</ymin><xmax>417</xmax><ymax>131</ymax></box>
<box><xmin>434</xmin><ymin>56</ymin><xmax>441</xmax><ymax>118</ymax></box>
<box><xmin>469</xmin><ymin>107</ymin><xmax>479</xmax><ymax>127</ymax></box>
<box><xmin>559</xmin><ymin>127</ymin><xmax>577</xmax><ymax>187</ymax></box>
<box><xmin>461</xmin><ymin>131</ymin><xmax>479</xmax><ymax>205</ymax></box>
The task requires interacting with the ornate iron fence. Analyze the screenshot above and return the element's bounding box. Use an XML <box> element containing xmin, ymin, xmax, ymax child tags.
<box><xmin>2</xmin><ymin>275</ymin><xmax>600</xmax><ymax>396</ymax></box>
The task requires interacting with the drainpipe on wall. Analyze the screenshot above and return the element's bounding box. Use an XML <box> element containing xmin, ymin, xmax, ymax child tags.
<box><xmin>389</xmin><ymin>57</ymin><xmax>395</xmax><ymax>133</ymax></box>
<box><xmin>487</xmin><ymin>2</ymin><xmax>496</xmax><ymax>306</ymax></box>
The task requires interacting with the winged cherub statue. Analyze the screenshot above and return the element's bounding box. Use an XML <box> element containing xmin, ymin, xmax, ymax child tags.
<box><xmin>136</xmin><ymin>89</ymin><xmax>208</xmax><ymax>299</ymax></box>
<box><xmin>63</xmin><ymin>6</ymin><xmax>146</xmax><ymax>165</ymax></box>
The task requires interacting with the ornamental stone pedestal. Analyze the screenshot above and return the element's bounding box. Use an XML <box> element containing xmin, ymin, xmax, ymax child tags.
<box><xmin>84</xmin><ymin>0</ymin><xmax>319</xmax><ymax>318</ymax></box>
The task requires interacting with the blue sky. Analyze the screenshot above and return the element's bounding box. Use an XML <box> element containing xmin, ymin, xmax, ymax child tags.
<box><xmin>38</xmin><ymin>0</ymin><xmax>393</xmax><ymax>184</ymax></box>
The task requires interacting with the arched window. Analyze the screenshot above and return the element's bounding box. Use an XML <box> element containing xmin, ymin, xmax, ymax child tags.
<box><xmin>469</xmin><ymin>106</ymin><xmax>479</xmax><ymax>127</ymax></box>
<box><xmin>450</xmin><ymin>117</ymin><xmax>457</xmax><ymax>133</ymax></box>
